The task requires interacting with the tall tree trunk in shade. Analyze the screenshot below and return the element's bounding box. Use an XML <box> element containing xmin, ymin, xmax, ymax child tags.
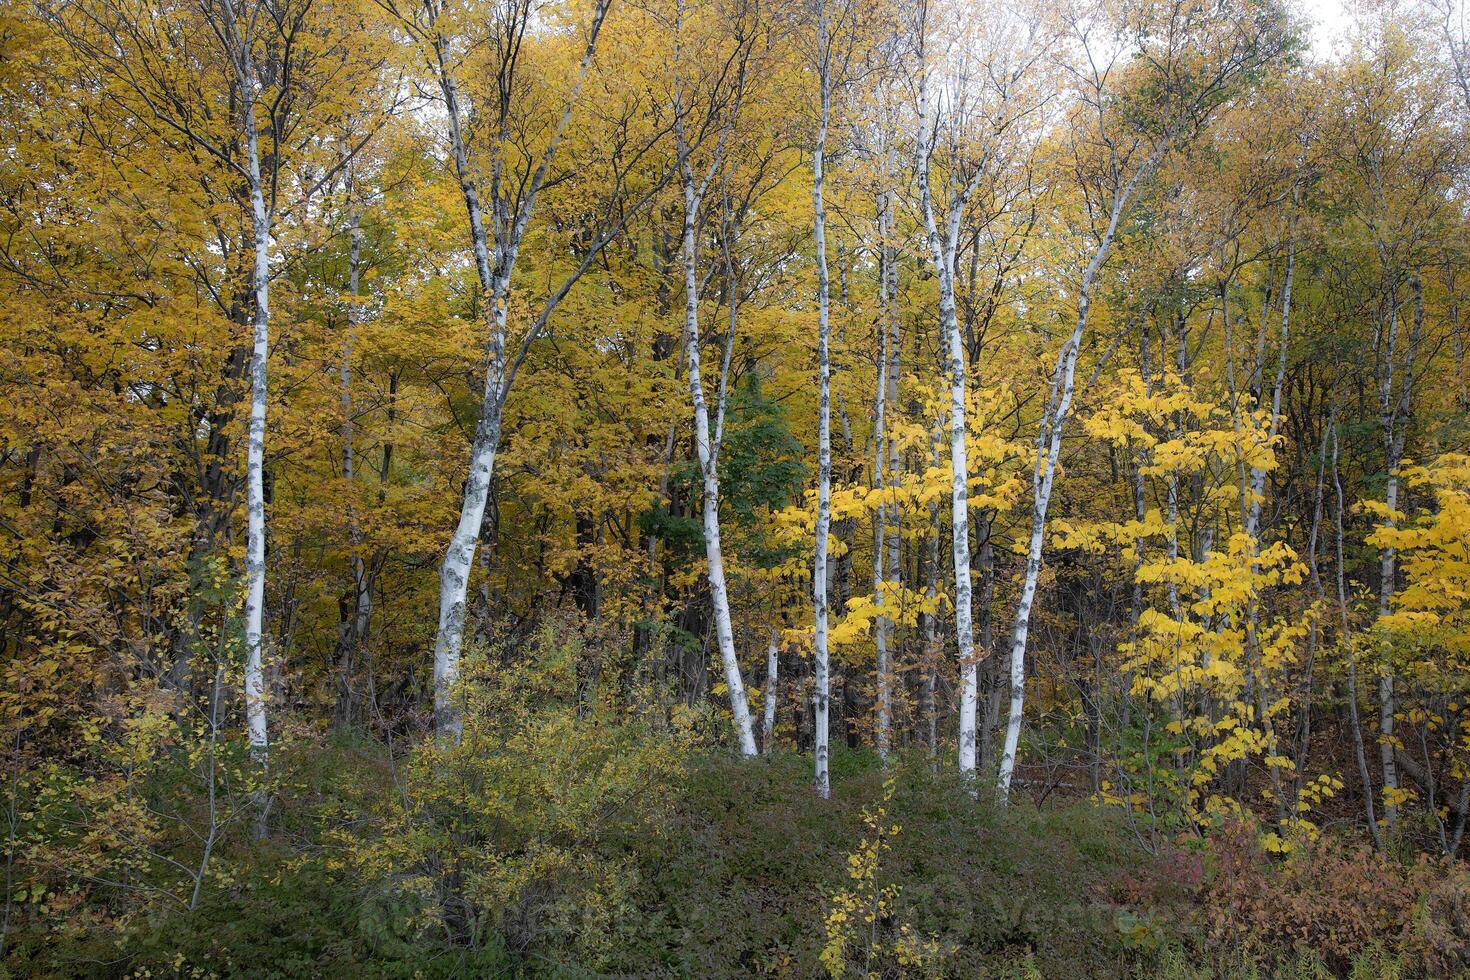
<box><xmin>1374</xmin><ymin>274</ymin><xmax>1423</xmax><ymax>834</ymax></box>
<box><xmin>335</xmin><ymin>174</ymin><xmax>374</xmax><ymax>728</ymax></box>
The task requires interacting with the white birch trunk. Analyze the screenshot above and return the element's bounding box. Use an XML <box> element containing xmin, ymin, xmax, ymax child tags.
<box><xmin>683</xmin><ymin>199</ymin><xmax>758</xmax><ymax>757</ymax></box>
<box><xmin>915</xmin><ymin>46</ymin><xmax>978</xmax><ymax>778</ymax></box>
<box><xmin>997</xmin><ymin>313</ymin><xmax>1081</xmax><ymax>796</ymax></box>
<box><xmin>871</xmin><ymin>191</ymin><xmax>891</xmax><ymax>762</ymax></box>
<box><xmin>434</xmin><ymin>377</ymin><xmax>503</xmax><ymax>740</ymax></box>
<box><xmin>219</xmin><ymin>2</ymin><xmax>272</xmax><ymax>841</ymax></box>
<box><xmin>238</xmin><ymin>35</ymin><xmax>271</xmax><ymax>771</ymax></box>
<box><xmin>430</xmin><ymin>27</ymin><xmax>506</xmax><ymax>739</ymax></box>
<box><xmin>811</xmin><ymin>0</ymin><xmax>833</xmax><ymax>798</ymax></box>
<box><xmin>763</xmin><ymin>628</ymin><xmax>779</xmax><ymax>753</ymax></box>
<box><xmin>667</xmin><ymin>0</ymin><xmax>756</xmax><ymax>756</ymax></box>
<box><xmin>944</xmin><ymin>283</ymin><xmax>977</xmax><ymax>777</ymax></box>
<box><xmin>427</xmin><ymin>0</ymin><xmax>610</xmax><ymax>739</ymax></box>
<box><xmin>997</xmin><ymin>150</ymin><xmax>1161</xmax><ymax>797</ymax></box>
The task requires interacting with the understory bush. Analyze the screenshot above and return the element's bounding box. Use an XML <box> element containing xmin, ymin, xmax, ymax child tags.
<box><xmin>331</xmin><ymin>622</ymin><xmax>698</xmax><ymax>970</ymax></box>
<box><xmin>11</xmin><ymin>672</ymin><xmax>1470</xmax><ymax>977</ymax></box>
<box><xmin>1193</xmin><ymin>817</ymin><xmax>1470</xmax><ymax>975</ymax></box>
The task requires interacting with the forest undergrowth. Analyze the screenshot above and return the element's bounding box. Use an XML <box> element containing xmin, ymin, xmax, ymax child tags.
<box><xmin>6</xmin><ymin>625</ymin><xmax>1469</xmax><ymax>978</ymax></box>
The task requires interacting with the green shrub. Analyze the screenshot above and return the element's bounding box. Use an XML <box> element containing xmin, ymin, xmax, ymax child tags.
<box><xmin>579</xmin><ymin>751</ymin><xmax>1166</xmax><ymax>978</ymax></box>
<box><xmin>335</xmin><ymin>620</ymin><xmax>695</xmax><ymax>968</ymax></box>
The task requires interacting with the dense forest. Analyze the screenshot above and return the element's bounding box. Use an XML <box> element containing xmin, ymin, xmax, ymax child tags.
<box><xmin>3</xmin><ymin>0</ymin><xmax>1470</xmax><ymax>974</ymax></box>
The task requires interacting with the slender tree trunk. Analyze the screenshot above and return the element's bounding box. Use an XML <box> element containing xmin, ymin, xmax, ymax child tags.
<box><xmin>1126</xmin><ymin>316</ymin><xmax>1154</xmax><ymax>736</ymax></box>
<box><xmin>1247</xmin><ymin>232</ymin><xmax>1294</xmax><ymax>545</ymax></box>
<box><xmin>998</xmin><ymin>311</ymin><xmax>1080</xmax><ymax>797</ymax></box>
<box><xmin>682</xmin><ymin>184</ymin><xmax>757</xmax><ymax>756</ymax></box>
<box><xmin>872</xmin><ymin>237</ymin><xmax>890</xmax><ymax>763</ymax></box>
<box><xmin>1375</xmin><ymin>276</ymin><xmax>1421</xmax><ymax>833</ymax></box>
<box><xmin>235</xmin><ymin>21</ymin><xmax>271</xmax><ymax>839</ymax></box>
<box><xmin>1295</xmin><ymin>419</ymin><xmax>1329</xmax><ymax>800</ymax></box>
<box><xmin>433</xmin><ymin>329</ymin><xmax>505</xmax><ymax>740</ymax></box>
<box><xmin>922</xmin><ymin>427</ymin><xmax>942</xmax><ymax>757</ymax></box>
<box><xmin>940</xmin><ymin>250</ymin><xmax>976</xmax><ymax>778</ymax></box>
<box><xmin>336</xmin><ymin>185</ymin><xmax>372</xmax><ymax>728</ymax></box>
<box><xmin>763</xmin><ymin>628</ymin><xmax>779</xmax><ymax>753</ymax></box>
<box><xmin>914</xmin><ymin>31</ymin><xmax>978</xmax><ymax>780</ymax></box>
<box><xmin>1375</xmin><ymin>296</ymin><xmax>1399</xmax><ymax>824</ymax></box>
<box><xmin>881</xmin><ymin>176</ymin><xmax>902</xmax><ymax>757</ymax></box>
<box><xmin>1239</xmin><ymin>231</ymin><xmax>1295</xmax><ymax>766</ymax></box>
<box><xmin>811</xmin><ymin>0</ymin><xmax>833</xmax><ymax>798</ymax></box>
<box><xmin>427</xmin><ymin>0</ymin><xmax>611</xmax><ymax>740</ymax></box>
<box><xmin>1334</xmin><ymin>418</ymin><xmax>1381</xmax><ymax>847</ymax></box>
<box><xmin>997</xmin><ymin>148</ymin><xmax>1161</xmax><ymax>797</ymax></box>
<box><xmin>243</xmin><ymin>164</ymin><xmax>270</xmax><ymax>762</ymax></box>
<box><xmin>871</xmin><ymin>178</ymin><xmax>899</xmax><ymax>762</ymax></box>
<box><xmin>977</xmin><ymin>522</ymin><xmax>1000</xmax><ymax>772</ymax></box>
<box><xmin>430</xmin><ymin>40</ymin><xmax>505</xmax><ymax>740</ymax></box>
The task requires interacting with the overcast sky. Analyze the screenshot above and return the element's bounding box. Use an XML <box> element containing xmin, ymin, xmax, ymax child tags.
<box><xmin>1300</xmin><ymin>0</ymin><xmax>1355</xmax><ymax>57</ymax></box>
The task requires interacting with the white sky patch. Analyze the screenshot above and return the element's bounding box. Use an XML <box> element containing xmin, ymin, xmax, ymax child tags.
<box><xmin>1298</xmin><ymin>0</ymin><xmax>1355</xmax><ymax>59</ymax></box>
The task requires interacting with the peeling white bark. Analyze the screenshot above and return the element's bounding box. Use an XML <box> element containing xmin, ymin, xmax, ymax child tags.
<box><xmin>812</xmin><ymin>0</ymin><xmax>833</xmax><ymax>798</ymax></box>
<box><xmin>427</xmin><ymin>0</ymin><xmax>611</xmax><ymax>739</ymax></box>
<box><xmin>997</xmin><ymin>145</ymin><xmax>1164</xmax><ymax>797</ymax></box>
<box><xmin>668</xmin><ymin>0</ymin><xmax>757</xmax><ymax>756</ymax></box>
<box><xmin>682</xmin><ymin>187</ymin><xmax>758</xmax><ymax>757</ymax></box>
<box><xmin>233</xmin><ymin>6</ymin><xmax>270</xmax><ymax>768</ymax></box>
<box><xmin>763</xmin><ymin>628</ymin><xmax>779</xmax><ymax>753</ymax></box>
<box><xmin>915</xmin><ymin>33</ymin><xmax>981</xmax><ymax>779</ymax></box>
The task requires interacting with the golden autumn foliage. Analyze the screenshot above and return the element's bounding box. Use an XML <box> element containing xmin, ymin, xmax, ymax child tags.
<box><xmin>1</xmin><ymin>0</ymin><xmax>1469</xmax><ymax>972</ymax></box>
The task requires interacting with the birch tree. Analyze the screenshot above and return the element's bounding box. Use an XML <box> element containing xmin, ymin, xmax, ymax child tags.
<box><xmin>762</xmin><ymin>628</ymin><xmax>780</xmax><ymax>752</ymax></box>
<box><xmin>378</xmin><ymin>0</ymin><xmax>667</xmax><ymax>738</ymax></box>
<box><xmin>1373</xmin><ymin>277</ymin><xmax>1423</xmax><ymax>831</ymax></box>
<box><xmin>870</xmin><ymin>201</ymin><xmax>900</xmax><ymax>761</ymax></box>
<box><xmin>1322</xmin><ymin>23</ymin><xmax>1461</xmax><ymax>831</ymax></box>
<box><xmin>913</xmin><ymin>0</ymin><xmax>1046</xmax><ymax>779</ymax></box>
<box><xmin>44</xmin><ymin>0</ymin><xmax>384</xmax><ymax>834</ymax></box>
<box><xmin>997</xmin><ymin>0</ymin><xmax>1288</xmax><ymax>796</ymax></box>
<box><xmin>671</xmin><ymin>0</ymin><xmax>762</xmax><ymax>756</ymax></box>
<box><xmin>863</xmin><ymin>74</ymin><xmax>906</xmax><ymax>763</ymax></box>
<box><xmin>231</xmin><ymin>0</ymin><xmax>272</xmax><ymax>780</ymax></box>
<box><xmin>812</xmin><ymin>0</ymin><xmax>835</xmax><ymax>798</ymax></box>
